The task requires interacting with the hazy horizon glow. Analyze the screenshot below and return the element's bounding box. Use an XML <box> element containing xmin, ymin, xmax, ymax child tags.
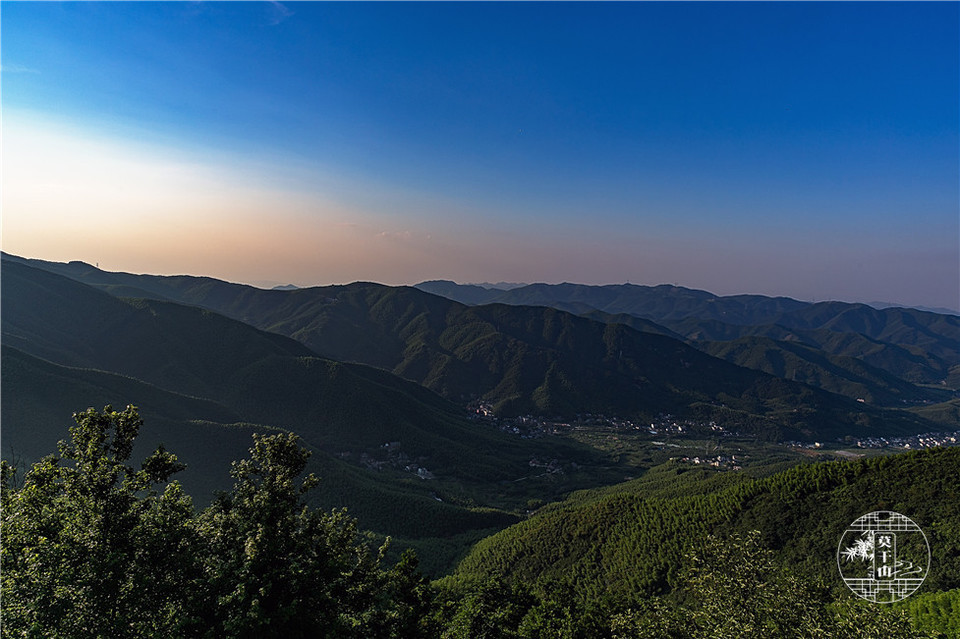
<box><xmin>3</xmin><ymin>2</ymin><xmax>958</xmax><ymax>310</ymax></box>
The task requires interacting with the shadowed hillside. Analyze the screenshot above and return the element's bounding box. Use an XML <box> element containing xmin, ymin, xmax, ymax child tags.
<box><xmin>416</xmin><ymin>278</ymin><xmax>960</xmax><ymax>394</ymax></box>
<box><xmin>700</xmin><ymin>336</ymin><xmax>942</xmax><ymax>406</ymax></box>
<box><xmin>6</xmin><ymin>255</ymin><xmax>940</xmax><ymax>442</ymax></box>
<box><xmin>1</xmin><ymin>261</ymin><xmax>610</xmax><ymax>543</ymax></box>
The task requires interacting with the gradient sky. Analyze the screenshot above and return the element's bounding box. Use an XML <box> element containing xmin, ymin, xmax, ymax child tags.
<box><xmin>3</xmin><ymin>2</ymin><xmax>958</xmax><ymax>310</ymax></box>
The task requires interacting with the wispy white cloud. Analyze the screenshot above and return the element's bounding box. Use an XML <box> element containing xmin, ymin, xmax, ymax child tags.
<box><xmin>0</xmin><ymin>63</ymin><xmax>40</xmax><ymax>74</ymax></box>
<box><xmin>266</xmin><ymin>1</ymin><xmax>293</xmax><ymax>26</ymax></box>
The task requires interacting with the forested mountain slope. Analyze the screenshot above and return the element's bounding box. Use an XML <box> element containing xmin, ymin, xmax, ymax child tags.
<box><xmin>446</xmin><ymin>447</ymin><xmax>960</xmax><ymax>602</ymax></box>
<box><xmin>667</xmin><ymin>317</ymin><xmax>957</xmax><ymax>389</ymax></box>
<box><xmin>1</xmin><ymin>261</ymin><xmax>599</xmax><ymax>539</ymax></box>
<box><xmin>416</xmin><ymin>278</ymin><xmax>960</xmax><ymax>399</ymax></box>
<box><xmin>547</xmin><ymin>308</ymin><xmax>947</xmax><ymax>407</ymax></box>
<box><xmin>417</xmin><ymin>280</ymin><xmax>958</xmax><ymax>382</ymax></box>
<box><xmin>4</xmin><ymin>255</ymin><xmax>939</xmax><ymax>441</ymax></box>
<box><xmin>2</xmin><ymin>345</ymin><xmax>529</xmax><ymax>540</ymax></box>
<box><xmin>700</xmin><ymin>336</ymin><xmax>940</xmax><ymax>406</ymax></box>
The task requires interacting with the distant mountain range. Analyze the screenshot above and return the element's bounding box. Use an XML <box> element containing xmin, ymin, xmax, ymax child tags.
<box><xmin>419</xmin><ymin>280</ymin><xmax>960</xmax><ymax>316</ymax></box>
<box><xmin>466</xmin><ymin>282</ymin><xmax>528</xmax><ymax>291</ymax></box>
<box><xmin>868</xmin><ymin>301</ymin><xmax>959</xmax><ymax>316</ymax></box>
<box><xmin>416</xmin><ymin>280</ymin><xmax>810</xmax><ymax>321</ymax></box>
<box><xmin>4</xmin><ymin>255</ymin><xmax>948</xmax><ymax>444</ymax></box>
<box><xmin>415</xmin><ymin>279</ymin><xmax>959</xmax><ymax>401</ymax></box>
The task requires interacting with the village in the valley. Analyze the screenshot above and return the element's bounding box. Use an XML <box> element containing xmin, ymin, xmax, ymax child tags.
<box><xmin>467</xmin><ymin>400</ymin><xmax>960</xmax><ymax>471</ymax></box>
<box><xmin>334</xmin><ymin>402</ymin><xmax>959</xmax><ymax>483</ymax></box>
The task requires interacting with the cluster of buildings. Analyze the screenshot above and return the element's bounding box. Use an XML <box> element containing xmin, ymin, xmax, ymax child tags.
<box><xmin>781</xmin><ymin>430</ymin><xmax>960</xmax><ymax>453</ymax></box>
<box><xmin>467</xmin><ymin>401</ymin><xmax>730</xmax><ymax>439</ymax></box>
<box><xmin>782</xmin><ymin>441</ymin><xmax>826</xmax><ymax>449</ymax></box>
<box><xmin>338</xmin><ymin>441</ymin><xmax>435</xmax><ymax>479</ymax></box>
<box><xmin>848</xmin><ymin>430</ymin><xmax>960</xmax><ymax>450</ymax></box>
<box><xmin>467</xmin><ymin>402</ymin><xmax>569</xmax><ymax>438</ymax></box>
<box><xmin>677</xmin><ymin>454</ymin><xmax>742</xmax><ymax>470</ymax></box>
<box><xmin>526</xmin><ymin>456</ymin><xmax>567</xmax><ymax>476</ymax></box>
<box><xmin>646</xmin><ymin>413</ymin><xmax>731</xmax><ymax>436</ymax></box>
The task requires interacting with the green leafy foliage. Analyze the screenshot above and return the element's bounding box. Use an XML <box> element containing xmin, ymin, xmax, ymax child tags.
<box><xmin>680</xmin><ymin>531</ymin><xmax>832</xmax><ymax>637</ymax></box>
<box><xmin>435</xmin><ymin>532</ymin><xmax>934</xmax><ymax>638</ymax></box>
<box><xmin>899</xmin><ymin>588</ymin><xmax>960</xmax><ymax>637</ymax></box>
<box><xmin>1</xmin><ymin>405</ymin><xmax>198</xmax><ymax>637</ymax></box>
<box><xmin>194</xmin><ymin>432</ymin><xmax>416</xmax><ymax>637</ymax></box>
<box><xmin>1</xmin><ymin>407</ymin><xmax>439</xmax><ymax>639</ymax></box>
<box><xmin>440</xmin><ymin>576</ymin><xmax>537</xmax><ymax>638</ymax></box>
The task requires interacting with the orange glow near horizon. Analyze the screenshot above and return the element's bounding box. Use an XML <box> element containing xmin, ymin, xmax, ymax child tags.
<box><xmin>5</xmin><ymin>112</ymin><xmax>957</xmax><ymax>310</ymax></box>
<box><xmin>1</xmin><ymin>113</ymin><xmax>469</xmax><ymax>286</ymax></box>
<box><xmin>1</xmin><ymin>112</ymin><xmax>643</xmax><ymax>288</ymax></box>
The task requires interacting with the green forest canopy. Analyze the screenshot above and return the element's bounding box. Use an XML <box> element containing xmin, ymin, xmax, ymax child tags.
<box><xmin>3</xmin><ymin>405</ymin><xmax>957</xmax><ymax>638</ymax></box>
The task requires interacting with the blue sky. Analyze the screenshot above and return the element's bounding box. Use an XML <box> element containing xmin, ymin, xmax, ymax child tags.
<box><xmin>3</xmin><ymin>2</ymin><xmax>958</xmax><ymax>310</ymax></box>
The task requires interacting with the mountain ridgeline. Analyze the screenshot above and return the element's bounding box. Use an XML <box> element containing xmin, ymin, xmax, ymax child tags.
<box><xmin>415</xmin><ymin>280</ymin><xmax>959</xmax><ymax>396</ymax></box>
<box><xmin>417</xmin><ymin>281</ymin><xmax>960</xmax><ymax>406</ymax></box>
<box><xmin>3</xmin><ymin>255</ymin><xmax>946</xmax><ymax>442</ymax></box>
<box><xmin>416</xmin><ymin>279</ymin><xmax>959</xmax><ymax>328</ymax></box>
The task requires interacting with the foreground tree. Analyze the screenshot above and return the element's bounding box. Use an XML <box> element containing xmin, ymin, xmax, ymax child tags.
<box><xmin>196</xmin><ymin>432</ymin><xmax>401</xmax><ymax>638</ymax></box>
<box><xmin>440</xmin><ymin>575</ymin><xmax>537</xmax><ymax>639</ymax></box>
<box><xmin>1</xmin><ymin>405</ymin><xmax>197</xmax><ymax>638</ymax></box>
<box><xmin>2</xmin><ymin>407</ymin><xmax>437</xmax><ymax>639</ymax></box>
